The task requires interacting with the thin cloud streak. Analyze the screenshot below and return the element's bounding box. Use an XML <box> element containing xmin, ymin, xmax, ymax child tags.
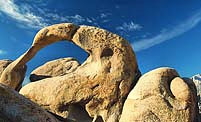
<box><xmin>0</xmin><ymin>0</ymin><xmax>112</xmax><ymax>29</ymax></box>
<box><xmin>116</xmin><ymin>21</ymin><xmax>142</xmax><ymax>38</ymax></box>
<box><xmin>116</xmin><ymin>21</ymin><xmax>142</xmax><ymax>31</ymax></box>
<box><xmin>0</xmin><ymin>0</ymin><xmax>47</xmax><ymax>29</ymax></box>
<box><xmin>133</xmin><ymin>10</ymin><xmax>201</xmax><ymax>52</ymax></box>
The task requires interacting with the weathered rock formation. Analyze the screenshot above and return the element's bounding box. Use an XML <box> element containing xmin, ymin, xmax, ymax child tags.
<box><xmin>0</xmin><ymin>59</ymin><xmax>27</xmax><ymax>91</ymax></box>
<box><xmin>0</xmin><ymin>60</ymin><xmax>12</xmax><ymax>76</ymax></box>
<box><xmin>0</xmin><ymin>23</ymin><xmax>78</xmax><ymax>90</ymax></box>
<box><xmin>0</xmin><ymin>23</ymin><xmax>140</xmax><ymax>122</ymax></box>
<box><xmin>1</xmin><ymin>23</ymin><xmax>198</xmax><ymax>122</ymax></box>
<box><xmin>120</xmin><ymin>67</ymin><xmax>198</xmax><ymax>122</ymax></box>
<box><xmin>30</xmin><ymin>58</ymin><xmax>80</xmax><ymax>82</ymax></box>
<box><xmin>0</xmin><ymin>83</ymin><xmax>59</xmax><ymax>122</ymax></box>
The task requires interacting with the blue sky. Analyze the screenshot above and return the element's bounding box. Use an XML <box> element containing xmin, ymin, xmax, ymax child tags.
<box><xmin>0</xmin><ymin>0</ymin><xmax>201</xmax><ymax>84</ymax></box>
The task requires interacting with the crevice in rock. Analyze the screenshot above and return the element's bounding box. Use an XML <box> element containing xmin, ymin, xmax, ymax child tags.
<box><xmin>30</xmin><ymin>74</ymin><xmax>52</xmax><ymax>82</ymax></box>
<box><xmin>95</xmin><ymin>116</ymin><xmax>104</xmax><ymax>122</ymax></box>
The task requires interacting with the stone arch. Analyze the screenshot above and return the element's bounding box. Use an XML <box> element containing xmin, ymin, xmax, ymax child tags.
<box><xmin>1</xmin><ymin>23</ymin><xmax>140</xmax><ymax>122</ymax></box>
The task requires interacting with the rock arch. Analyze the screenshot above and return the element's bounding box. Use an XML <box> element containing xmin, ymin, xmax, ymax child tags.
<box><xmin>0</xmin><ymin>23</ymin><xmax>140</xmax><ymax>122</ymax></box>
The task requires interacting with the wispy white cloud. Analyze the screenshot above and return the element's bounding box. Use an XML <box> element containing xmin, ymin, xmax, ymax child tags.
<box><xmin>44</xmin><ymin>12</ymin><xmax>111</xmax><ymax>25</ymax></box>
<box><xmin>0</xmin><ymin>0</ymin><xmax>47</xmax><ymax>29</ymax></box>
<box><xmin>100</xmin><ymin>13</ymin><xmax>111</xmax><ymax>18</ymax></box>
<box><xmin>0</xmin><ymin>0</ymin><xmax>112</xmax><ymax>29</ymax></box>
<box><xmin>115</xmin><ymin>21</ymin><xmax>142</xmax><ymax>38</ymax></box>
<box><xmin>41</xmin><ymin>12</ymin><xmax>86</xmax><ymax>24</ymax></box>
<box><xmin>0</xmin><ymin>49</ymin><xmax>7</xmax><ymax>55</ymax></box>
<box><xmin>116</xmin><ymin>21</ymin><xmax>142</xmax><ymax>31</ymax></box>
<box><xmin>58</xmin><ymin>14</ymin><xmax>85</xmax><ymax>24</ymax></box>
<box><xmin>133</xmin><ymin>10</ymin><xmax>201</xmax><ymax>52</ymax></box>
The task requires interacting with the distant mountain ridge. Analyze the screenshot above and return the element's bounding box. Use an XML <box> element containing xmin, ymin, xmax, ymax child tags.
<box><xmin>192</xmin><ymin>74</ymin><xmax>201</xmax><ymax>114</ymax></box>
<box><xmin>192</xmin><ymin>74</ymin><xmax>201</xmax><ymax>81</ymax></box>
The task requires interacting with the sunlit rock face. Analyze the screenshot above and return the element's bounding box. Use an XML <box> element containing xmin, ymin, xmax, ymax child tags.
<box><xmin>2</xmin><ymin>22</ymin><xmax>198</xmax><ymax>122</ymax></box>
<box><xmin>0</xmin><ymin>84</ymin><xmax>60</xmax><ymax>122</ymax></box>
<box><xmin>0</xmin><ymin>23</ymin><xmax>78</xmax><ymax>90</ymax></box>
<box><xmin>120</xmin><ymin>67</ymin><xmax>198</xmax><ymax>122</ymax></box>
<box><xmin>18</xmin><ymin>23</ymin><xmax>140</xmax><ymax>122</ymax></box>
<box><xmin>30</xmin><ymin>58</ymin><xmax>80</xmax><ymax>82</ymax></box>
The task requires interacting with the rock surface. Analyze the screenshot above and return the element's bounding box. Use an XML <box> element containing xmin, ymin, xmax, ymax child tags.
<box><xmin>0</xmin><ymin>83</ymin><xmax>59</xmax><ymax>122</ymax></box>
<box><xmin>30</xmin><ymin>58</ymin><xmax>80</xmax><ymax>82</ymax></box>
<box><xmin>0</xmin><ymin>59</ymin><xmax>27</xmax><ymax>90</ymax></box>
<box><xmin>120</xmin><ymin>67</ymin><xmax>198</xmax><ymax>122</ymax></box>
<box><xmin>0</xmin><ymin>60</ymin><xmax>12</xmax><ymax>77</ymax></box>
<box><xmin>0</xmin><ymin>23</ymin><xmax>78</xmax><ymax>90</ymax></box>
<box><xmin>0</xmin><ymin>23</ymin><xmax>198</xmax><ymax>121</ymax></box>
<box><xmin>20</xmin><ymin>24</ymin><xmax>140</xmax><ymax>122</ymax></box>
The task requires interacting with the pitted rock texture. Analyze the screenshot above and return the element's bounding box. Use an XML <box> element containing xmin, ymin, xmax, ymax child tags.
<box><xmin>20</xmin><ymin>24</ymin><xmax>140</xmax><ymax>122</ymax></box>
<box><xmin>120</xmin><ymin>67</ymin><xmax>198</xmax><ymax>122</ymax></box>
<box><xmin>0</xmin><ymin>83</ymin><xmax>59</xmax><ymax>122</ymax></box>
<box><xmin>30</xmin><ymin>58</ymin><xmax>80</xmax><ymax>82</ymax></box>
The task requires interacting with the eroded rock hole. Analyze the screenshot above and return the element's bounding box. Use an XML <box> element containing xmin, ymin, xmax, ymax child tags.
<box><xmin>100</xmin><ymin>48</ymin><xmax>113</xmax><ymax>58</ymax></box>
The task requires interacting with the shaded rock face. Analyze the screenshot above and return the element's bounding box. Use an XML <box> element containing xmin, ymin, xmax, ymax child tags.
<box><xmin>120</xmin><ymin>67</ymin><xmax>198</xmax><ymax>122</ymax></box>
<box><xmin>17</xmin><ymin>24</ymin><xmax>140</xmax><ymax>122</ymax></box>
<box><xmin>0</xmin><ymin>60</ymin><xmax>12</xmax><ymax>76</ymax></box>
<box><xmin>30</xmin><ymin>58</ymin><xmax>80</xmax><ymax>82</ymax></box>
<box><xmin>0</xmin><ymin>60</ymin><xmax>27</xmax><ymax>91</ymax></box>
<box><xmin>0</xmin><ymin>83</ymin><xmax>59</xmax><ymax>122</ymax></box>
